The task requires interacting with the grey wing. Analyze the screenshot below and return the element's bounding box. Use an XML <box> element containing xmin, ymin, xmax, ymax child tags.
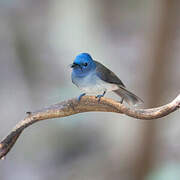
<box><xmin>95</xmin><ymin>61</ymin><xmax>125</xmax><ymax>87</ymax></box>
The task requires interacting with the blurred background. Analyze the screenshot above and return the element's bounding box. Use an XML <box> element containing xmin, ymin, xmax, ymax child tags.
<box><xmin>0</xmin><ymin>0</ymin><xmax>180</xmax><ymax>179</ymax></box>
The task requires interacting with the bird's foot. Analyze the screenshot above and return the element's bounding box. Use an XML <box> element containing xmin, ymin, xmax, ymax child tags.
<box><xmin>78</xmin><ymin>93</ymin><xmax>86</xmax><ymax>101</ymax></box>
<box><xmin>95</xmin><ymin>91</ymin><xmax>106</xmax><ymax>102</ymax></box>
<box><xmin>96</xmin><ymin>94</ymin><xmax>104</xmax><ymax>102</ymax></box>
<box><xmin>120</xmin><ymin>97</ymin><xmax>124</xmax><ymax>104</ymax></box>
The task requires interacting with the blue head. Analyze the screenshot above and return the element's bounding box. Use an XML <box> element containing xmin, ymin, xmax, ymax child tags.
<box><xmin>71</xmin><ymin>53</ymin><xmax>96</xmax><ymax>77</ymax></box>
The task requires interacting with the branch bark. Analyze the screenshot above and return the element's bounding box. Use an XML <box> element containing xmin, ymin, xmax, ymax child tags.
<box><xmin>0</xmin><ymin>95</ymin><xmax>180</xmax><ymax>160</ymax></box>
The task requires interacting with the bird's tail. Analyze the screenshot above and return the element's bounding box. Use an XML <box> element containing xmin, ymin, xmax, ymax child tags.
<box><xmin>113</xmin><ymin>86</ymin><xmax>143</xmax><ymax>106</ymax></box>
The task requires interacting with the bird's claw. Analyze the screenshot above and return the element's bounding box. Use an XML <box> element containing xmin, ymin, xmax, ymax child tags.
<box><xmin>78</xmin><ymin>93</ymin><xmax>86</xmax><ymax>102</ymax></box>
<box><xmin>95</xmin><ymin>91</ymin><xmax>106</xmax><ymax>102</ymax></box>
<box><xmin>120</xmin><ymin>97</ymin><xmax>124</xmax><ymax>104</ymax></box>
<box><xmin>96</xmin><ymin>94</ymin><xmax>104</xmax><ymax>102</ymax></box>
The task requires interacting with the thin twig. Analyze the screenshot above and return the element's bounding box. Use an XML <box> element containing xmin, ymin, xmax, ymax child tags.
<box><xmin>0</xmin><ymin>95</ymin><xmax>180</xmax><ymax>160</ymax></box>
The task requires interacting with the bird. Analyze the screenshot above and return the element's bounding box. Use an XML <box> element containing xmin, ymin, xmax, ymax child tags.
<box><xmin>71</xmin><ymin>53</ymin><xmax>143</xmax><ymax>106</ymax></box>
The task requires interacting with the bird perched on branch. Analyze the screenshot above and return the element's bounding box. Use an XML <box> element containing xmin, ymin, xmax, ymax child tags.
<box><xmin>71</xmin><ymin>53</ymin><xmax>143</xmax><ymax>106</ymax></box>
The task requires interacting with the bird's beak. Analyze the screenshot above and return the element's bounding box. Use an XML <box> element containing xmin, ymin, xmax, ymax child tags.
<box><xmin>70</xmin><ymin>64</ymin><xmax>74</xmax><ymax>68</ymax></box>
<box><xmin>70</xmin><ymin>63</ymin><xmax>83</xmax><ymax>71</ymax></box>
<box><xmin>71</xmin><ymin>63</ymin><xmax>79</xmax><ymax>68</ymax></box>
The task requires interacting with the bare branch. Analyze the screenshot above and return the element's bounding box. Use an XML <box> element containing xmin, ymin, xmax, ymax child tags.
<box><xmin>0</xmin><ymin>95</ymin><xmax>180</xmax><ymax>160</ymax></box>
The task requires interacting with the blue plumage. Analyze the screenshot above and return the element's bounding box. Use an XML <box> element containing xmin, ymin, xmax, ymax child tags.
<box><xmin>71</xmin><ymin>53</ymin><xmax>143</xmax><ymax>105</ymax></box>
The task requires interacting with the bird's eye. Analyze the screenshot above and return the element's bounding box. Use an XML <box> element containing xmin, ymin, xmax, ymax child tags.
<box><xmin>84</xmin><ymin>63</ymin><xmax>88</xmax><ymax>67</ymax></box>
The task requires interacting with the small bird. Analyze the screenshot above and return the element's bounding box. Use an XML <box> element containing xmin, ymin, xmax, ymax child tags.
<box><xmin>71</xmin><ymin>53</ymin><xmax>143</xmax><ymax>106</ymax></box>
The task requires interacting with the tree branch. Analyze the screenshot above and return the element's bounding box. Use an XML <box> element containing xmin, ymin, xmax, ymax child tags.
<box><xmin>0</xmin><ymin>95</ymin><xmax>180</xmax><ymax>160</ymax></box>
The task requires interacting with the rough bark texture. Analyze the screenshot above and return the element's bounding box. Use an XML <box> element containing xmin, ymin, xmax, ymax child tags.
<box><xmin>0</xmin><ymin>95</ymin><xmax>180</xmax><ymax>160</ymax></box>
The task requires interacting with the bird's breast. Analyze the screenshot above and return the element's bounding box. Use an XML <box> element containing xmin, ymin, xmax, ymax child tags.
<box><xmin>72</xmin><ymin>71</ymin><xmax>97</xmax><ymax>88</ymax></box>
<box><xmin>72</xmin><ymin>71</ymin><xmax>119</xmax><ymax>94</ymax></box>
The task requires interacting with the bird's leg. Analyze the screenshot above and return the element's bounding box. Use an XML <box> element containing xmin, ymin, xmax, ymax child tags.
<box><xmin>96</xmin><ymin>91</ymin><xmax>106</xmax><ymax>102</ymax></box>
<box><xmin>78</xmin><ymin>93</ymin><xmax>86</xmax><ymax>101</ymax></box>
<box><xmin>120</xmin><ymin>97</ymin><xmax>124</xmax><ymax>104</ymax></box>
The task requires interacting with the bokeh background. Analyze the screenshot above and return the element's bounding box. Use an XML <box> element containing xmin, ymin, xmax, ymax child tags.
<box><xmin>0</xmin><ymin>0</ymin><xmax>180</xmax><ymax>179</ymax></box>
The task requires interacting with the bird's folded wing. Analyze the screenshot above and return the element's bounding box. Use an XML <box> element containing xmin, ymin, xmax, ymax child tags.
<box><xmin>94</xmin><ymin>61</ymin><xmax>125</xmax><ymax>87</ymax></box>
